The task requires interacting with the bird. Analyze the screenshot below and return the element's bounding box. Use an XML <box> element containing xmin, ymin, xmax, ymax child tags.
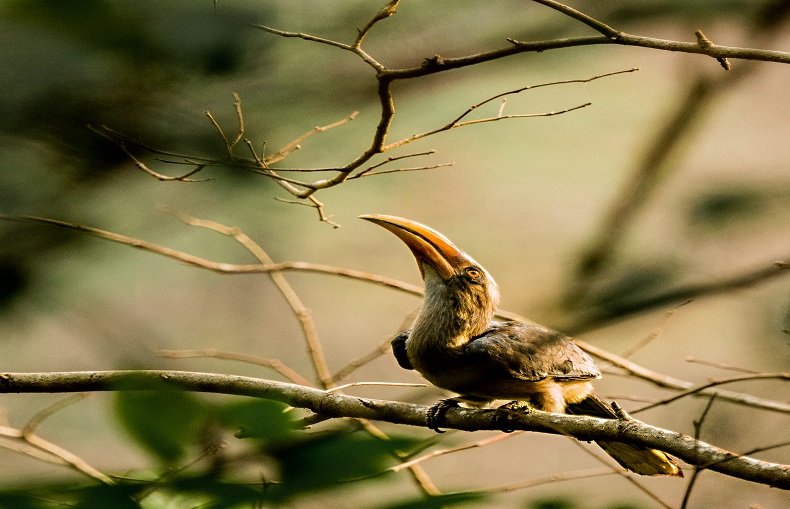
<box><xmin>360</xmin><ymin>213</ymin><xmax>682</xmax><ymax>477</ymax></box>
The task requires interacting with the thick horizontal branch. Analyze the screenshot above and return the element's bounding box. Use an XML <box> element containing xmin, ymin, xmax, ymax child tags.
<box><xmin>1</xmin><ymin>370</ymin><xmax>787</xmax><ymax>488</ymax></box>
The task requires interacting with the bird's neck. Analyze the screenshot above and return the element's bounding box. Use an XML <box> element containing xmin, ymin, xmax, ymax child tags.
<box><xmin>410</xmin><ymin>270</ymin><xmax>495</xmax><ymax>351</ymax></box>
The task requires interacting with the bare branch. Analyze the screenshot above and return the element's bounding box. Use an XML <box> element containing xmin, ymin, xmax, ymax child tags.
<box><xmin>90</xmin><ymin>125</ymin><xmax>210</xmax><ymax>182</ymax></box>
<box><xmin>152</xmin><ymin>345</ymin><xmax>313</xmax><ymax>387</ymax></box>
<box><xmin>685</xmin><ymin>357</ymin><xmax>761</xmax><ymax>375</ymax></box>
<box><xmin>348</xmin><ymin>162</ymin><xmax>456</xmax><ymax>180</ymax></box>
<box><xmin>166</xmin><ymin>209</ymin><xmax>335</xmax><ymax>388</ymax></box>
<box><xmin>354</xmin><ymin>0</ymin><xmax>400</xmax><ymax>48</ymax></box>
<box><xmin>1</xmin><ymin>400</ymin><xmax>112</xmax><ymax>485</ymax></box>
<box><xmin>383</xmin><ymin>68</ymin><xmax>639</xmax><ymax>151</ymax></box>
<box><xmin>619</xmin><ymin>300</ymin><xmax>689</xmax><ymax>359</ymax></box>
<box><xmin>0</xmin><ymin>214</ymin><xmax>422</xmax><ymax>294</ymax></box>
<box><xmin>576</xmin><ymin>338</ymin><xmax>790</xmax><ymax>415</ymax></box>
<box><xmin>22</xmin><ymin>393</ymin><xmax>90</xmax><ymax>437</ymax></box>
<box><xmin>530</xmin><ymin>0</ymin><xmax>620</xmax><ymax>38</ymax></box>
<box><xmin>265</xmin><ymin>111</ymin><xmax>359</xmax><ymax>166</ymax></box>
<box><xmin>478</xmin><ymin>467</ymin><xmax>617</xmax><ymax>493</ymax></box>
<box><xmin>391</xmin><ymin>432</ymin><xmax>522</xmax><ymax>473</ymax></box>
<box><xmin>355</xmin><ymin>150</ymin><xmax>437</xmax><ymax>176</ymax></box>
<box><xmin>2</xmin><ymin>370</ymin><xmax>788</xmax><ymax>488</ymax></box>
<box><xmin>250</xmin><ymin>24</ymin><xmax>353</xmax><ymax>52</ymax></box>
<box><xmin>385</xmin><ymin>104</ymin><xmax>591</xmax><ymax>151</ymax></box>
<box><xmin>325</xmin><ymin>381</ymin><xmax>427</xmax><ymax>393</ymax></box>
<box><xmin>680</xmin><ymin>395</ymin><xmax>718</xmax><ymax>509</ymax></box>
<box><xmin>632</xmin><ymin>373</ymin><xmax>790</xmax><ymax>414</ymax></box>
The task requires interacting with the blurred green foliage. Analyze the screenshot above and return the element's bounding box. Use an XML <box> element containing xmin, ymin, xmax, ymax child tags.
<box><xmin>0</xmin><ymin>388</ymin><xmax>475</xmax><ymax>508</ymax></box>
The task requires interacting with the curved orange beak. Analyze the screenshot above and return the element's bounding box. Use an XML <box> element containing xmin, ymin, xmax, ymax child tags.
<box><xmin>359</xmin><ymin>214</ymin><xmax>469</xmax><ymax>280</ymax></box>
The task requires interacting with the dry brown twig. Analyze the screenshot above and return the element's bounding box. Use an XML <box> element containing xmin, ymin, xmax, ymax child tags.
<box><xmin>163</xmin><ymin>207</ymin><xmax>334</xmax><ymax>388</ymax></box>
<box><xmin>0</xmin><ymin>394</ymin><xmax>111</xmax><ymax>484</ymax></box>
<box><xmin>98</xmin><ymin>1</ymin><xmax>790</xmax><ymax>225</ymax></box>
<box><xmin>684</xmin><ymin>356</ymin><xmax>761</xmax><ymax>375</ymax></box>
<box><xmin>680</xmin><ymin>394</ymin><xmax>718</xmax><ymax>509</ymax></box>
<box><xmin>618</xmin><ymin>300</ymin><xmax>690</xmax><ymax>359</ymax></box>
<box><xmin>152</xmin><ymin>344</ymin><xmax>313</xmax><ymax>387</ymax></box>
<box><xmin>631</xmin><ymin>372</ymin><xmax>790</xmax><ymax>414</ymax></box>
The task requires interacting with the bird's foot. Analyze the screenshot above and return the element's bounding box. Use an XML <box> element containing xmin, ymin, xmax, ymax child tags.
<box><xmin>492</xmin><ymin>400</ymin><xmax>532</xmax><ymax>432</ymax></box>
<box><xmin>426</xmin><ymin>398</ymin><xmax>460</xmax><ymax>433</ymax></box>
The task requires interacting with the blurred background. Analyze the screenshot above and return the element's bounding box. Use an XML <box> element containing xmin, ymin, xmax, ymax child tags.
<box><xmin>1</xmin><ymin>1</ymin><xmax>789</xmax><ymax>507</ymax></box>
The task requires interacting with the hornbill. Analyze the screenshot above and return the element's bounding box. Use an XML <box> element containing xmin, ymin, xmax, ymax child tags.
<box><xmin>360</xmin><ymin>214</ymin><xmax>682</xmax><ymax>477</ymax></box>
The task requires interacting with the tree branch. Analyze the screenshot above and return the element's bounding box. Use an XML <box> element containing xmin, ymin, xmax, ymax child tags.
<box><xmin>1</xmin><ymin>370</ymin><xmax>787</xmax><ymax>488</ymax></box>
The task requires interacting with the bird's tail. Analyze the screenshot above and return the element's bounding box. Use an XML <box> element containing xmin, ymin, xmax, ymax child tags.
<box><xmin>566</xmin><ymin>393</ymin><xmax>683</xmax><ymax>477</ymax></box>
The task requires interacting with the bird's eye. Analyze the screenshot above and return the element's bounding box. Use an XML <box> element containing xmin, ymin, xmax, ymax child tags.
<box><xmin>465</xmin><ymin>267</ymin><xmax>482</xmax><ymax>280</ymax></box>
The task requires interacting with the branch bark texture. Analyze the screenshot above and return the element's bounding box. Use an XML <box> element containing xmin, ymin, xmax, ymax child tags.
<box><xmin>2</xmin><ymin>370</ymin><xmax>787</xmax><ymax>489</ymax></box>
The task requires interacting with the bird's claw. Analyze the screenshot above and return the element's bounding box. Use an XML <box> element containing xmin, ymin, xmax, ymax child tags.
<box><xmin>492</xmin><ymin>400</ymin><xmax>531</xmax><ymax>432</ymax></box>
<box><xmin>426</xmin><ymin>398</ymin><xmax>460</xmax><ymax>433</ymax></box>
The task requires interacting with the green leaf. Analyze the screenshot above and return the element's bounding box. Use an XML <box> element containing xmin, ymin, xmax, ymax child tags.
<box><xmin>114</xmin><ymin>385</ymin><xmax>208</xmax><ymax>463</ymax></box>
<box><xmin>71</xmin><ymin>484</ymin><xmax>142</xmax><ymax>509</ymax></box>
<box><xmin>216</xmin><ymin>398</ymin><xmax>294</xmax><ymax>443</ymax></box>
<box><xmin>0</xmin><ymin>482</ymin><xmax>143</xmax><ymax>509</ymax></box>
<box><xmin>275</xmin><ymin>432</ymin><xmax>419</xmax><ymax>496</ymax></box>
<box><xmin>375</xmin><ymin>492</ymin><xmax>486</xmax><ymax>509</ymax></box>
<box><xmin>166</xmin><ymin>474</ymin><xmax>273</xmax><ymax>509</ymax></box>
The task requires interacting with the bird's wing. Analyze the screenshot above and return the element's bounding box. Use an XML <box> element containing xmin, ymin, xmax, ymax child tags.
<box><xmin>465</xmin><ymin>322</ymin><xmax>600</xmax><ymax>381</ymax></box>
<box><xmin>391</xmin><ymin>330</ymin><xmax>414</xmax><ymax>370</ymax></box>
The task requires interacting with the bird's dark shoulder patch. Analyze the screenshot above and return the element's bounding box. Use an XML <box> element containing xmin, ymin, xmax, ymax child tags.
<box><xmin>391</xmin><ymin>330</ymin><xmax>414</xmax><ymax>370</ymax></box>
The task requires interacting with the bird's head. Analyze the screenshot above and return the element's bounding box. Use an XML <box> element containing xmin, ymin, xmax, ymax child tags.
<box><xmin>360</xmin><ymin>214</ymin><xmax>499</xmax><ymax>338</ymax></box>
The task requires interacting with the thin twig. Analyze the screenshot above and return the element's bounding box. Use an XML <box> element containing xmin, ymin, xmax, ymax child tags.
<box><xmin>391</xmin><ymin>432</ymin><xmax>522</xmax><ymax>473</ymax></box>
<box><xmin>685</xmin><ymin>357</ymin><xmax>761</xmax><ymax>375</ymax></box>
<box><xmin>475</xmin><ymin>467</ymin><xmax>617</xmax><ymax>493</ymax></box>
<box><xmin>164</xmin><ymin>208</ymin><xmax>335</xmax><ymax>389</ymax></box>
<box><xmin>325</xmin><ymin>381</ymin><xmax>427</xmax><ymax>393</ymax></box>
<box><xmin>0</xmin><ymin>214</ymin><xmax>425</xmax><ymax>293</ymax></box>
<box><xmin>354</xmin><ymin>0</ymin><xmax>400</xmax><ymax>48</ymax></box>
<box><xmin>681</xmin><ymin>394</ymin><xmax>718</xmax><ymax>509</ymax></box>
<box><xmin>90</xmin><ymin>125</ymin><xmax>209</xmax><ymax>182</ymax></box>
<box><xmin>619</xmin><ymin>300</ymin><xmax>690</xmax><ymax>359</ymax></box>
<box><xmin>22</xmin><ymin>393</ymin><xmax>90</xmax><ymax>437</ymax></box>
<box><xmin>354</xmin><ymin>150</ymin><xmax>437</xmax><ymax>177</ymax></box>
<box><xmin>0</xmin><ymin>424</ymin><xmax>112</xmax><ymax>484</ymax></box>
<box><xmin>152</xmin><ymin>345</ymin><xmax>313</xmax><ymax>387</ymax></box>
<box><xmin>530</xmin><ymin>0</ymin><xmax>620</xmax><ymax>38</ymax></box>
<box><xmin>348</xmin><ymin>162</ymin><xmax>456</xmax><ymax>180</ymax></box>
<box><xmin>577</xmin><ymin>338</ymin><xmax>790</xmax><ymax>414</ymax></box>
<box><xmin>632</xmin><ymin>373</ymin><xmax>790</xmax><ymax>414</ymax></box>
<box><xmin>264</xmin><ymin>112</ymin><xmax>359</xmax><ymax>165</ymax></box>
